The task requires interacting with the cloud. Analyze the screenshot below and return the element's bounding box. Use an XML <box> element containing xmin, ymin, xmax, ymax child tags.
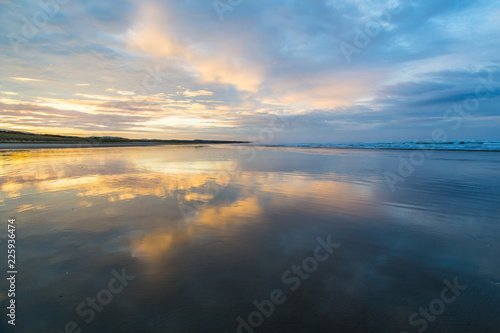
<box><xmin>10</xmin><ymin>77</ymin><xmax>45</xmax><ymax>82</ymax></box>
<box><xmin>126</xmin><ymin>1</ymin><xmax>265</xmax><ymax>92</ymax></box>
<box><xmin>106</xmin><ymin>88</ymin><xmax>136</xmax><ymax>96</ymax></box>
<box><xmin>1</xmin><ymin>0</ymin><xmax>499</xmax><ymax>142</ymax></box>
<box><xmin>181</xmin><ymin>89</ymin><xmax>213</xmax><ymax>97</ymax></box>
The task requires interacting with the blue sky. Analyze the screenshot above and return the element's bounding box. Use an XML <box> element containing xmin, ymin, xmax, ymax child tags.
<box><xmin>1</xmin><ymin>0</ymin><xmax>499</xmax><ymax>142</ymax></box>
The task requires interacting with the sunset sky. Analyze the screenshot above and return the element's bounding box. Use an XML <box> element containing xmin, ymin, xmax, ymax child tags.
<box><xmin>1</xmin><ymin>0</ymin><xmax>499</xmax><ymax>142</ymax></box>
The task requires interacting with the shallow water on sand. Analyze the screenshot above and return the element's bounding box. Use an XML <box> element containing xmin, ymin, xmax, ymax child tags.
<box><xmin>1</xmin><ymin>145</ymin><xmax>499</xmax><ymax>332</ymax></box>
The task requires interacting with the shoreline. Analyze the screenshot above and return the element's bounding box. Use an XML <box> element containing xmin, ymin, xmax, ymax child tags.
<box><xmin>258</xmin><ymin>145</ymin><xmax>500</xmax><ymax>152</ymax></box>
<box><xmin>0</xmin><ymin>142</ymin><xmax>239</xmax><ymax>150</ymax></box>
<box><xmin>3</xmin><ymin>142</ymin><xmax>499</xmax><ymax>152</ymax></box>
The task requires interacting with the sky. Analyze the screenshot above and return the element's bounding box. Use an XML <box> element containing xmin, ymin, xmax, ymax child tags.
<box><xmin>1</xmin><ymin>0</ymin><xmax>499</xmax><ymax>143</ymax></box>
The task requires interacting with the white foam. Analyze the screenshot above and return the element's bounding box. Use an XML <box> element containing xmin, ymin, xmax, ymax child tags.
<box><xmin>268</xmin><ymin>141</ymin><xmax>500</xmax><ymax>151</ymax></box>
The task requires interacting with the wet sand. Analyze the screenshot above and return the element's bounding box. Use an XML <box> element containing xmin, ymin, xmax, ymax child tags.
<box><xmin>0</xmin><ymin>146</ymin><xmax>499</xmax><ymax>332</ymax></box>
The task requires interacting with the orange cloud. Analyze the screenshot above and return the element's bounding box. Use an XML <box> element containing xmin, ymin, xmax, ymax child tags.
<box><xmin>127</xmin><ymin>1</ymin><xmax>265</xmax><ymax>92</ymax></box>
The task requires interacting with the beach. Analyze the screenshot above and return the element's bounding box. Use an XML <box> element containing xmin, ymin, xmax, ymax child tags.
<box><xmin>0</xmin><ymin>145</ymin><xmax>499</xmax><ymax>332</ymax></box>
<box><xmin>0</xmin><ymin>141</ymin><xmax>246</xmax><ymax>150</ymax></box>
<box><xmin>0</xmin><ymin>142</ymin><xmax>177</xmax><ymax>150</ymax></box>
